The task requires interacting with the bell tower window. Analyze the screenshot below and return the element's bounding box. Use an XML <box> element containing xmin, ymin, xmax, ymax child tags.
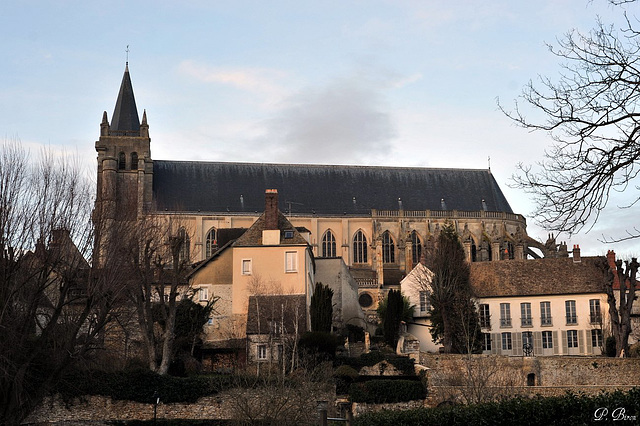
<box><xmin>131</xmin><ymin>152</ymin><xmax>138</xmax><ymax>170</ymax></box>
<box><xmin>118</xmin><ymin>152</ymin><xmax>126</xmax><ymax>170</ymax></box>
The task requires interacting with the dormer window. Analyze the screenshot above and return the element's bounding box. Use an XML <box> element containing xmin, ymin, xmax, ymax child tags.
<box><xmin>284</xmin><ymin>230</ymin><xmax>294</xmax><ymax>239</ymax></box>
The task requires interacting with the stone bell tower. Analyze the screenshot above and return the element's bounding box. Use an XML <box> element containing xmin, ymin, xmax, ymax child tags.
<box><xmin>94</xmin><ymin>63</ymin><xmax>153</xmax><ymax>262</ymax></box>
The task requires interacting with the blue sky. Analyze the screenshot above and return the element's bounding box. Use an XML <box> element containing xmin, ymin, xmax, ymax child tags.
<box><xmin>1</xmin><ymin>0</ymin><xmax>637</xmax><ymax>256</ymax></box>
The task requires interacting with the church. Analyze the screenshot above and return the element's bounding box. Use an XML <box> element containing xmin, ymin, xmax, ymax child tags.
<box><xmin>94</xmin><ymin>64</ymin><xmax>538</xmax><ymax>314</ymax></box>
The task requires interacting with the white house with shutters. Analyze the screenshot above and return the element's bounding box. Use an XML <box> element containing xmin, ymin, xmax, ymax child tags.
<box><xmin>402</xmin><ymin>253</ymin><xmax>610</xmax><ymax>356</ymax></box>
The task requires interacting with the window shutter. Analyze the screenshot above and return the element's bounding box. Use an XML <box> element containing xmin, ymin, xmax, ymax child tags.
<box><xmin>491</xmin><ymin>333</ymin><xmax>500</xmax><ymax>355</ymax></box>
<box><xmin>534</xmin><ymin>331</ymin><xmax>542</xmax><ymax>355</ymax></box>
<box><xmin>578</xmin><ymin>330</ymin><xmax>585</xmax><ymax>354</ymax></box>
<box><xmin>586</xmin><ymin>329</ymin><xmax>593</xmax><ymax>354</ymax></box>
<box><xmin>562</xmin><ymin>331</ymin><xmax>569</xmax><ymax>354</ymax></box>
<box><xmin>514</xmin><ymin>332</ymin><xmax>522</xmax><ymax>356</ymax></box>
<box><xmin>553</xmin><ymin>331</ymin><xmax>559</xmax><ymax>355</ymax></box>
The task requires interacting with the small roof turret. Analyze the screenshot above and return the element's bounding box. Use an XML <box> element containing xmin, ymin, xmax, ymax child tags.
<box><xmin>111</xmin><ymin>63</ymin><xmax>140</xmax><ymax>133</ymax></box>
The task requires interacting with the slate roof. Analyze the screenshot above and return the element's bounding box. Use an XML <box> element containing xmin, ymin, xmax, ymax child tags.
<box><xmin>246</xmin><ymin>294</ymin><xmax>307</xmax><ymax>335</ymax></box>
<box><xmin>470</xmin><ymin>256</ymin><xmax>609</xmax><ymax>298</ymax></box>
<box><xmin>152</xmin><ymin>161</ymin><xmax>514</xmax><ymax>215</ymax></box>
<box><xmin>110</xmin><ymin>64</ymin><xmax>140</xmax><ymax>132</ymax></box>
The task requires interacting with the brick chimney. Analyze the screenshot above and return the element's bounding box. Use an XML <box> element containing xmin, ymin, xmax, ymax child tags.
<box><xmin>607</xmin><ymin>250</ymin><xmax>621</xmax><ymax>289</ymax></box>
<box><xmin>572</xmin><ymin>244</ymin><xmax>581</xmax><ymax>263</ymax></box>
<box><xmin>264</xmin><ymin>189</ymin><xmax>279</xmax><ymax>230</ymax></box>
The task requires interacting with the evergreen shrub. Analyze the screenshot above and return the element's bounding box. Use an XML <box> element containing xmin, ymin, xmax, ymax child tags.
<box><xmin>349</xmin><ymin>379</ymin><xmax>426</xmax><ymax>403</ymax></box>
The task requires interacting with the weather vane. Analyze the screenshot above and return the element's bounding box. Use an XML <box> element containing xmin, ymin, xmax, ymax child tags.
<box><xmin>126</xmin><ymin>45</ymin><xmax>130</xmax><ymax>64</ymax></box>
<box><xmin>488</xmin><ymin>156</ymin><xmax>491</xmax><ymax>170</ymax></box>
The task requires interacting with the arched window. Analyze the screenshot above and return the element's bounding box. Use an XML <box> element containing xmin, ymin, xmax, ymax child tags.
<box><xmin>353</xmin><ymin>230</ymin><xmax>368</xmax><ymax>264</ymax></box>
<box><xmin>131</xmin><ymin>152</ymin><xmax>138</xmax><ymax>170</ymax></box>
<box><xmin>411</xmin><ymin>231</ymin><xmax>422</xmax><ymax>265</ymax></box>
<box><xmin>205</xmin><ymin>227</ymin><xmax>217</xmax><ymax>258</ymax></box>
<box><xmin>382</xmin><ymin>231</ymin><xmax>395</xmax><ymax>263</ymax></box>
<box><xmin>322</xmin><ymin>230</ymin><xmax>336</xmax><ymax>258</ymax></box>
<box><xmin>177</xmin><ymin>227</ymin><xmax>190</xmax><ymax>265</ymax></box>
<box><xmin>118</xmin><ymin>152</ymin><xmax>126</xmax><ymax>170</ymax></box>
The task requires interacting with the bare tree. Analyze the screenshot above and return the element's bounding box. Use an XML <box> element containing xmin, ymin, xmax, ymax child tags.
<box><xmin>500</xmin><ymin>1</ymin><xmax>640</xmax><ymax>240</ymax></box>
<box><xmin>120</xmin><ymin>214</ymin><xmax>196</xmax><ymax>374</ymax></box>
<box><xmin>0</xmin><ymin>139</ymin><xmax>127</xmax><ymax>424</ymax></box>
<box><xmin>603</xmin><ymin>256</ymin><xmax>638</xmax><ymax>356</ymax></box>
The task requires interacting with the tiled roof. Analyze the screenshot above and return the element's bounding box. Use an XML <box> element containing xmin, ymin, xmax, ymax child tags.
<box><xmin>470</xmin><ymin>256</ymin><xmax>608</xmax><ymax>298</ymax></box>
<box><xmin>234</xmin><ymin>210</ymin><xmax>308</xmax><ymax>246</ymax></box>
<box><xmin>152</xmin><ymin>161</ymin><xmax>514</xmax><ymax>215</ymax></box>
<box><xmin>246</xmin><ymin>294</ymin><xmax>307</xmax><ymax>335</ymax></box>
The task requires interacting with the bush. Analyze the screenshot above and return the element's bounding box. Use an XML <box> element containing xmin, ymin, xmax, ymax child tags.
<box><xmin>298</xmin><ymin>331</ymin><xmax>342</xmax><ymax>360</ymax></box>
<box><xmin>346</xmin><ymin>324</ymin><xmax>365</xmax><ymax>342</ymax></box>
<box><xmin>334</xmin><ymin>365</ymin><xmax>360</xmax><ymax>395</ymax></box>
<box><xmin>336</xmin><ymin>351</ymin><xmax>415</xmax><ymax>376</ymax></box>
<box><xmin>349</xmin><ymin>379</ymin><xmax>426</xmax><ymax>403</ymax></box>
<box><xmin>353</xmin><ymin>388</ymin><xmax>640</xmax><ymax>425</ymax></box>
<box><xmin>56</xmin><ymin>369</ymin><xmax>234</xmax><ymax>404</ymax></box>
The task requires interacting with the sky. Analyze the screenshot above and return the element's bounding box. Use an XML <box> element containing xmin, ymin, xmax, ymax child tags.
<box><xmin>1</xmin><ymin>0</ymin><xmax>639</xmax><ymax>257</ymax></box>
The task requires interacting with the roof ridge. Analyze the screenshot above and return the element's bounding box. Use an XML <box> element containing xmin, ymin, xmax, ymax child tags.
<box><xmin>154</xmin><ymin>159</ymin><xmax>491</xmax><ymax>172</ymax></box>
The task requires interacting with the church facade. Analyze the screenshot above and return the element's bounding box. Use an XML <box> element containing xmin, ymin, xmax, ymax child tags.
<box><xmin>95</xmin><ymin>65</ymin><xmax>535</xmax><ymax>311</ymax></box>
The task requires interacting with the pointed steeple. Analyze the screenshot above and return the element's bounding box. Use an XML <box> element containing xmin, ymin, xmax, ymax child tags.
<box><xmin>111</xmin><ymin>63</ymin><xmax>140</xmax><ymax>133</ymax></box>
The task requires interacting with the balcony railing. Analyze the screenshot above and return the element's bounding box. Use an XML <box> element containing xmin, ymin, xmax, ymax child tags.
<box><xmin>541</xmin><ymin>316</ymin><xmax>552</xmax><ymax>326</ymax></box>
<box><xmin>521</xmin><ymin>317</ymin><xmax>532</xmax><ymax>327</ymax></box>
<box><xmin>500</xmin><ymin>318</ymin><xmax>512</xmax><ymax>327</ymax></box>
<box><xmin>480</xmin><ymin>318</ymin><xmax>491</xmax><ymax>329</ymax></box>
<box><xmin>590</xmin><ymin>314</ymin><xmax>602</xmax><ymax>324</ymax></box>
<box><xmin>566</xmin><ymin>315</ymin><xmax>577</xmax><ymax>325</ymax></box>
<box><xmin>355</xmin><ymin>278</ymin><xmax>378</xmax><ymax>288</ymax></box>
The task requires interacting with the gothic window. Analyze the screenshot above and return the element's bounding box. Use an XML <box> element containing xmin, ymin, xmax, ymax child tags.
<box><xmin>382</xmin><ymin>231</ymin><xmax>395</xmax><ymax>264</ymax></box>
<box><xmin>321</xmin><ymin>230</ymin><xmax>336</xmax><ymax>258</ymax></box>
<box><xmin>131</xmin><ymin>152</ymin><xmax>138</xmax><ymax>170</ymax></box>
<box><xmin>503</xmin><ymin>241</ymin><xmax>515</xmax><ymax>260</ymax></box>
<box><xmin>118</xmin><ymin>152</ymin><xmax>126</xmax><ymax>170</ymax></box>
<box><xmin>353</xmin><ymin>230</ymin><xmax>368</xmax><ymax>264</ymax></box>
<box><xmin>411</xmin><ymin>231</ymin><xmax>422</xmax><ymax>265</ymax></box>
<box><xmin>176</xmin><ymin>227</ymin><xmax>190</xmax><ymax>265</ymax></box>
<box><xmin>205</xmin><ymin>227</ymin><xmax>217</xmax><ymax>258</ymax></box>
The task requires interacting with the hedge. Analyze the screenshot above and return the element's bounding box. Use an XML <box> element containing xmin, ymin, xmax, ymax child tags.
<box><xmin>336</xmin><ymin>351</ymin><xmax>416</xmax><ymax>376</ymax></box>
<box><xmin>353</xmin><ymin>388</ymin><xmax>640</xmax><ymax>425</ymax></box>
<box><xmin>349</xmin><ymin>379</ymin><xmax>426</xmax><ymax>403</ymax></box>
<box><xmin>56</xmin><ymin>369</ymin><xmax>235</xmax><ymax>404</ymax></box>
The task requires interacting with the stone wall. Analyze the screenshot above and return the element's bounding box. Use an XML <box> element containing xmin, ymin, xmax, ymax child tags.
<box><xmin>25</xmin><ymin>389</ymin><xmax>336</xmax><ymax>424</ymax></box>
<box><xmin>420</xmin><ymin>354</ymin><xmax>640</xmax><ymax>406</ymax></box>
<box><xmin>24</xmin><ymin>356</ymin><xmax>640</xmax><ymax>423</ymax></box>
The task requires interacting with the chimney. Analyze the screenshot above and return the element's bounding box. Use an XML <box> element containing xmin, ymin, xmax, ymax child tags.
<box><xmin>607</xmin><ymin>250</ymin><xmax>621</xmax><ymax>288</ymax></box>
<box><xmin>264</xmin><ymin>189</ymin><xmax>279</xmax><ymax>230</ymax></box>
<box><xmin>572</xmin><ymin>244</ymin><xmax>581</xmax><ymax>263</ymax></box>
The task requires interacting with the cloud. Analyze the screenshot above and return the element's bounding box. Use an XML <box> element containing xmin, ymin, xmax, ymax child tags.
<box><xmin>260</xmin><ymin>76</ymin><xmax>396</xmax><ymax>165</ymax></box>
<box><xmin>177</xmin><ymin>60</ymin><xmax>288</xmax><ymax>99</ymax></box>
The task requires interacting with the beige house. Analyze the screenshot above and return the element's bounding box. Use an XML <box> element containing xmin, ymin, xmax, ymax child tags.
<box><xmin>189</xmin><ymin>190</ymin><xmax>314</xmax><ymax>346</ymax></box>
<box><xmin>402</xmin><ymin>252</ymin><xmax>611</xmax><ymax>356</ymax></box>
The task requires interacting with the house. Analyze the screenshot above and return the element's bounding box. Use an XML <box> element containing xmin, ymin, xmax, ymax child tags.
<box><xmin>402</xmin><ymin>249</ymin><xmax>611</xmax><ymax>356</ymax></box>
<box><xmin>188</xmin><ymin>190</ymin><xmax>315</xmax><ymax>357</ymax></box>
<box><xmin>246</xmin><ymin>294</ymin><xmax>307</xmax><ymax>365</ymax></box>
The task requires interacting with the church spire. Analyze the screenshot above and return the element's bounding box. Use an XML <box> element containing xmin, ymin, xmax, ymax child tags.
<box><xmin>110</xmin><ymin>64</ymin><xmax>140</xmax><ymax>133</ymax></box>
